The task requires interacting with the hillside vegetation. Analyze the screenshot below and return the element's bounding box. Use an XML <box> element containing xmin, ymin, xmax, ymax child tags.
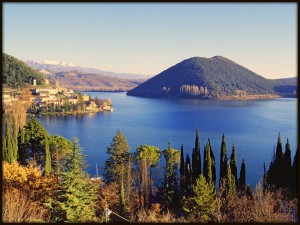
<box><xmin>2</xmin><ymin>53</ymin><xmax>46</xmax><ymax>88</ymax></box>
<box><xmin>127</xmin><ymin>56</ymin><xmax>297</xmax><ymax>98</ymax></box>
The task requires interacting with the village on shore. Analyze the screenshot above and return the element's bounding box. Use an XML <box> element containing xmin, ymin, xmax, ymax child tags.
<box><xmin>2</xmin><ymin>78</ymin><xmax>113</xmax><ymax>116</ymax></box>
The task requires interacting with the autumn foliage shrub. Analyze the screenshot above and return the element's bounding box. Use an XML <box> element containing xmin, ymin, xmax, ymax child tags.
<box><xmin>2</xmin><ymin>161</ymin><xmax>58</xmax><ymax>222</ymax></box>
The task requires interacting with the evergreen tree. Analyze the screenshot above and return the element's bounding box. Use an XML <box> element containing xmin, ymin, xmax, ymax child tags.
<box><xmin>48</xmin><ymin>137</ymin><xmax>98</xmax><ymax>222</ymax></box>
<box><xmin>267</xmin><ymin>133</ymin><xmax>286</xmax><ymax>188</ymax></box>
<box><xmin>219</xmin><ymin>133</ymin><xmax>227</xmax><ymax>186</ymax></box>
<box><xmin>18</xmin><ymin>127</ymin><xmax>27</xmax><ymax>165</ymax></box>
<box><xmin>226</xmin><ymin>164</ymin><xmax>236</xmax><ymax>195</ymax></box>
<box><xmin>283</xmin><ymin>139</ymin><xmax>292</xmax><ymax>188</ymax></box>
<box><xmin>239</xmin><ymin>159</ymin><xmax>246</xmax><ymax>190</ymax></box>
<box><xmin>180</xmin><ymin>144</ymin><xmax>185</xmax><ymax>195</ymax></box>
<box><xmin>192</xmin><ymin>128</ymin><xmax>201</xmax><ymax>185</ymax></box>
<box><xmin>192</xmin><ymin>148</ymin><xmax>196</xmax><ymax>184</ymax></box>
<box><xmin>210</xmin><ymin>144</ymin><xmax>216</xmax><ymax>186</ymax></box>
<box><xmin>4</xmin><ymin>119</ymin><xmax>13</xmax><ymax>163</ymax></box>
<box><xmin>104</xmin><ymin>130</ymin><xmax>130</xmax><ymax>183</ymax></box>
<box><xmin>276</xmin><ymin>133</ymin><xmax>284</xmax><ymax>187</ymax></box>
<box><xmin>284</xmin><ymin>139</ymin><xmax>292</xmax><ymax>167</ymax></box>
<box><xmin>24</xmin><ymin>117</ymin><xmax>49</xmax><ymax>165</ymax></box>
<box><xmin>183</xmin><ymin>175</ymin><xmax>217</xmax><ymax>222</ymax></box>
<box><xmin>12</xmin><ymin>118</ymin><xmax>19</xmax><ymax>162</ymax></box>
<box><xmin>3</xmin><ymin>136</ymin><xmax>7</xmax><ymax>161</ymax></box>
<box><xmin>185</xmin><ymin>154</ymin><xmax>192</xmax><ymax>197</ymax></box>
<box><xmin>230</xmin><ymin>144</ymin><xmax>238</xmax><ymax>187</ymax></box>
<box><xmin>161</xmin><ymin>143</ymin><xmax>180</xmax><ymax>211</ymax></box>
<box><xmin>203</xmin><ymin>144</ymin><xmax>208</xmax><ymax>181</ymax></box>
<box><xmin>276</xmin><ymin>133</ymin><xmax>283</xmax><ymax>161</ymax></box>
<box><xmin>203</xmin><ymin>139</ymin><xmax>213</xmax><ymax>185</ymax></box>
<box><xmin>44</xmin><ymin>135</ymin><xmax>52</xmax><ymax>175</ymax></box>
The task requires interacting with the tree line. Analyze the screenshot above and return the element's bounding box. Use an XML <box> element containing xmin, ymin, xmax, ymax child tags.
<box><xmin>2</xmin><ymin>118</ymin><xmax>298</xmax><ymax>222</ymax></box>
<box><xmin>102</xmin><ymin>129</ymin><xmax>298</xmax><ymax>222</ymax></box>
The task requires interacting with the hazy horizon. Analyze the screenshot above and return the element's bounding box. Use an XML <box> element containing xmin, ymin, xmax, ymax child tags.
<box><xmin>3</xmin><ymin>3</ymin><xmax>297</xmax><ymax>79</ymax></box>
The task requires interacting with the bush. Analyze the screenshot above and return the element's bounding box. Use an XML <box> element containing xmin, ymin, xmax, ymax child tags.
<box><xmin>2</xmin><ymin>188</ymin><xmax>49</xmax><ymax>222</ymax></box>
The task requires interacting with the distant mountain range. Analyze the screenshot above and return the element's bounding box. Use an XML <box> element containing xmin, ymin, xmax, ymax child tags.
<box><xmin>127</xmin><ymin>56</ymin><xmax>297</xmax><ymax>99</ymax></box>
<box><xmin>2</xmin><ymin>53</ymin><xmax>146</xmax><ymax>91</ymax></box>
<box><xmin>25</xmin><ymin>60</ymin><xmax>151</xmax><ymax>80</ymax></box>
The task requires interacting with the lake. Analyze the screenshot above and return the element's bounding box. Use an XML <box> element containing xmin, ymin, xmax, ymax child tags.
<box><xmin>37</xmin><ymin>92</ymin><xmax>297</xmax><ymax>186</ymax></box>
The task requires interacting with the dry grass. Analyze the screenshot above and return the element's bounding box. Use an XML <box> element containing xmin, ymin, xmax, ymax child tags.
<box><xmin>221</xmin><ymin>183</ymin><xmax>298</xmax><ymax>223</ymax></box>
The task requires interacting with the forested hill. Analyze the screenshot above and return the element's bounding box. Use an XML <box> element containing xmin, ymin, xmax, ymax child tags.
<box><xmin>127</xmin><ymin>56</ymin><xmax>297</xmax><ymax>98</ymax></box>
<box><xmin>3</xmin><ymin>53</ymin><xmax>46</xmax><ymax>88</ymax></box>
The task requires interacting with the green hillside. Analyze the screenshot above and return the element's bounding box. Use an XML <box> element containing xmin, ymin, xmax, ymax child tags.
<box><xmin>127</xmin><ymin>56</ymin><xmax>296</xmax><ymax>98</ymax></box>
<box><xmin>2</xmin><ymin>53</ymin><xmax>46</xmax><ymax>88</ymax></box>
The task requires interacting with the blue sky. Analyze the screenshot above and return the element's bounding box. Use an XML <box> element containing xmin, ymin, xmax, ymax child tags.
<box><xmin>3</xmin><ymin>3</ymin><xmax>297</xmax><ymax>78</ymax></box>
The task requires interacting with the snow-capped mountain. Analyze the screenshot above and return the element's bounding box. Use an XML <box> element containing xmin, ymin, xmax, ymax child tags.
<box><xmin>37</xmin><ymin>60</ymin><xmax>76</xmax><ymax>67</ymax></box>
<box><xmin>25</xmin><ymin>59</ymin><xmax>151</xmax><ymax>80</ymax></box>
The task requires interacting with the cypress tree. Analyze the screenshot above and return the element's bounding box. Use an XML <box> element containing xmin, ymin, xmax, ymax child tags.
<box><xmin>185</xmin><ymin>154</ymin><xmax>192</xmax><ymax>196</ymax></box>
<box><xmin>203</xmin><ymin>144</ymin><xmax>208</xmax><ymax>182</ymax></box>
<box><xmin>267</xmin><ymin>134</ymin><xmax>290</xmax><ymax>189</ymax></box>
<box><xmin>210</xmin><ymin>144</ymin><xmax>216</xmax><ymax>186</ymax></box>
<box><xmin>275</xmin><ymin>133</ymin><xmax>283</xmax><ymax>161</ymax></box>
<box><xmin>3</xmin><ymin>136</ymin><xmax>7</xmax><ymax>161</ymax></box>
<box><xmin>230</xmin><ymin>144</ymin><xmax>238</xmax><ymax>187</ymax></box>
<box><xmin>192</xmin><ymin>128</ymin><xmax>201</xmax><ymax>185</ymax></box>
<box><xmin>192</xmin><ymin>148</ymin><xmax>196</xmax><ymax>185</ymax></box>
<box><xmin>239</xmin><ymin>159</ymin><xmax>246</xmax><ymax>190</ymax></box>
<box><xmin>203</xmin><ymin>140</ymin><xmax>212</xmax><ymax>184</ymax></box>
<box><xmin>180</xmin><ymin>144</ymin><xmax>185</xmax><ymax>195</ymax></box>
<box><xmin>226</xmin><ymin>164</ymin><xmax>235</xmax><ymax>195</ymax></box>
<box><xmin>284</xmin><ymin>139</ymin><xmax>292</xmax><ymax>166</ymax></box>
<box><xmin>4</xmin><ymin>119</ymin><xmax>13</xmax><ymax>163</ymax></box>
<box><xmin>275</xmin><ymin>133</ymin><xmax>284</xmax><ymax>188</ymax></box>
<box><xmin>283</xmin><ymin>139</ymin><xmax>292</xmax><ymax>188</ymax></box>
<box><xmin>12</xmin><ymin>118</ymin><xmax>19</xmax><ymax>162</ymax></box>
<box><xmin>219</xmin><ymin>134</ymin><xmax>227</xmax><ymax>186</ymax></box>
<box><xmin>206</xmin><ymin>140</ymin><xmax>212</xmax><ymax>185</ymax></box>
<box><xmin>18</xmin><ymin>127</ymin><xmax>27</xmax><ymax>165</ymax></box>
<box><xmin>44</xmin><ymin>135</ymin><xmax>52</xmax><ymax>175</ymax></box>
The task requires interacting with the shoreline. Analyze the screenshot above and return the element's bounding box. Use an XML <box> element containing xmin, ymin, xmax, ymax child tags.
<box><xmin>26</xmin><ymin>108</ymin><xmax>114</xmax><ymax>117</ymax></box>
<box><xmin>125</xmin><ymin>93</ymin><xmax>297</xmax><ymax>100</ymax></box>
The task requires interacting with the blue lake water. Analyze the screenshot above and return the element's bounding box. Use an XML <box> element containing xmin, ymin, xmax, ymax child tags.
<box><xmin>36</xmin><ymin>92</ymin><xmax>297</xmax><ymax>186</ymax></box>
